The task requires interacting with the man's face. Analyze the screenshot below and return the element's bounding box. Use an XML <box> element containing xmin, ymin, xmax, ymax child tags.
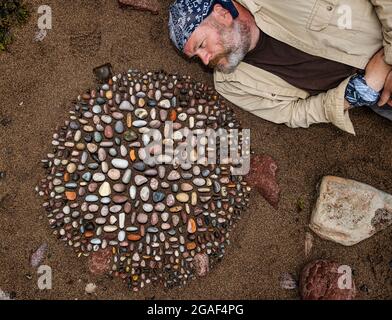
<box><xmin>183</xmin><ymin>16</ymin><xmax>251</xmax><ymax>73</ymax></box>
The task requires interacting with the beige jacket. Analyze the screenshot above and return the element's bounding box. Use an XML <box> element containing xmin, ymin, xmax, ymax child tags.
<box><xmin>214</xmin><ymin>0</ymin><xmax>392</xmax><ymax>134</ymax></box>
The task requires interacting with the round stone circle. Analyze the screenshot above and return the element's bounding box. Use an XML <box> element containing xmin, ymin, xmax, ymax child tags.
<box><xmin>37</xmin><ymin>69</ymin><xmax>251</xmax><ymax>291</ymax></box>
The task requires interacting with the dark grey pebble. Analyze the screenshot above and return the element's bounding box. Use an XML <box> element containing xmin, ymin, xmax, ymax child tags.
<box><xmin>181</xmin><ymin>172</ymin><xmax>193</xmax><ymax>180</ymax></box>
<box><xmin>147</xmin><ymin>100</ymin><xmax>157</xmax><ymax>107</ymax></box>
<box><xmin>84</xmin><ymin>134</ymin><xmax>93</xmax><ymax>143</ymax></box>
<box><xmin>82</xmin><ymin>172</ymin><xmax>92</xmax><ymax>182</ymax></box>
<box><xmin>70</xmin><ymin>121</ymin><xmax>79</xmax><ymax>130</ymax></box>
<box><xmin>202</xmin><ymin>169</ymin><xmax>210</xmax><ymax>177</ymax></box>
<box><xmin>88</xmin><ymin>163</ymin><xmax>99</xmax><ymax>170</ymax></box>
<box><xmin>96</xmin><ymin>97</ymin><xmax>106</xmax><ymax>105</ymax></box>
<box><xmin>133</xmin><ymin>162</ymin><xmax>146</xmax><ymax>171</ymax></box>
<box><xmin>153</xmin><ymin>192</ymin><xmax>165</xmax><ymax>203</ymax></box>
<box><xmin>172</xmin><ymin>184</ymin><xmax>179</xmax><ymax>193</ymax></box>
<box><xmin>65</xmin><ymin>182</ymin><xmax>77</xmax><ymax>189</ymax></box>
<box><xmin>168</xmin><ymin>229</ymin><xmax>176</xmax><ymax>236</ymax></box>
<box><xmin>147</xmin><ymin>227</ymin><xmax>159</xmax><ymax>233</ymax></box>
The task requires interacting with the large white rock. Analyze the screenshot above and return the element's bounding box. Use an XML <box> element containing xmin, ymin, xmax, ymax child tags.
<box><xmin>310</xmin><ymin>176</ymin><xmax>392</xmax><ymax>246</ymax></box>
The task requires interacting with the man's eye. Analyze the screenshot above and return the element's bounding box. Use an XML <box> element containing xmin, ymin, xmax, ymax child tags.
<box><xmin>200</xmin><ymin>41</ymin><xmax>206</xmax><ymax>49</ymax></box>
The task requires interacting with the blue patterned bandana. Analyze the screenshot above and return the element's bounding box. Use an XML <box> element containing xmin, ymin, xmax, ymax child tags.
<box><xmin>169</xmin><ymin>0</ymin><xmax>239</xmax><ymax>52</ymax></box>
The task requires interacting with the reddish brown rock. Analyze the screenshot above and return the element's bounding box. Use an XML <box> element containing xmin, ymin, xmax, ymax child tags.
<box><xmin>118</xmin><ymin>0</ymin><xmax>160</xmax><ymax>14</ymax></box>
<box><xmin>299</xmin><ymin>260</ymin><xmax>356</xmax><ymax>300</ymax></box>
<box><xmin>246</xmin><ymin>155</ymin><xmax>280</xmax><ymax>209</ymax></box>
<box><xmin>88</xmin><ymin>248</ymin><xmax>112</xmax><ymax>275</ymax></box>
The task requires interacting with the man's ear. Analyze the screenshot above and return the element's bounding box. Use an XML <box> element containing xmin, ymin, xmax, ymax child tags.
<box><xmin>211</xmin><ymin>4</ymin><xmax>233</xmax><ymax>26</ymax></box>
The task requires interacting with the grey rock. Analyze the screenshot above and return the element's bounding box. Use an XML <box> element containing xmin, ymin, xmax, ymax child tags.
<box><xmin>310</xmin><ymin>176</ymin><xmax>392</xmax><ymax>246</ymax></box>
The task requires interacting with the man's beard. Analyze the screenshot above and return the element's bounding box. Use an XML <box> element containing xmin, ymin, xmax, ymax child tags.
<box><xmin>208</xmin><ymin>20</ymin><xmax>252</xmax><ymax>74</ymax></box>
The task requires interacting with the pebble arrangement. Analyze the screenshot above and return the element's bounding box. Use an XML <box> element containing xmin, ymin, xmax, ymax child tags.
<box><xmin>37</xmin><ymin>69</ymin><xmax>251</xmax><ymax>291</ymax></box>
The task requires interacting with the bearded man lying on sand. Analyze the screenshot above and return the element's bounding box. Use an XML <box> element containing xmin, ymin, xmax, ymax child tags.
<box><xmin>168</xmin><ymin>0</ymin><xmax>392</xmax><ymax>135</ymax></box>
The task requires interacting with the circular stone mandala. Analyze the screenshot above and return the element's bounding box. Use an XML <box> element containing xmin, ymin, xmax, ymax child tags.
<box><xmin>37</xmin><ymin>69</ymin><xmax>251</xmax><ymax>290</ymax></box>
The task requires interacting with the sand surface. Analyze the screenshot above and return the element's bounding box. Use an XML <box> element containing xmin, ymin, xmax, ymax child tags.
<box><xmin>0</xmin><ymin>0</ymin><xmax>391</xmax><ymax>300</ymax></box>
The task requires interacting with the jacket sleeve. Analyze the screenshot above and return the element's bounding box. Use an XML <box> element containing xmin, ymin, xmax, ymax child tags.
<box><xmin>214</xmin><ymin>76</ymin><xmax>356</xmax><ymax>135</ymax></box>
<box><xmin>370</xmin><ymin>0</ymin><xmax>392</xmax><ymax>64</ymax></box>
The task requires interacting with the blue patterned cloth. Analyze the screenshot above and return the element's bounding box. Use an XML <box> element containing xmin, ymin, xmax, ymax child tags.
<box><xmin>345</xmin><ymin>74</ymin><xmax>381</xmax><ymax>108</ymax></box>
<box><xmin>169</xmin><ymin>0</ymin><xmax>239</xmax><ymax>52</ymax></box>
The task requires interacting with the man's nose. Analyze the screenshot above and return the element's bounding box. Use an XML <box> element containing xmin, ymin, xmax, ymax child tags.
<box><xmin>199</xmin><ymin>52</ymin><xmax>211</xmax><ymax>66</ymax></box>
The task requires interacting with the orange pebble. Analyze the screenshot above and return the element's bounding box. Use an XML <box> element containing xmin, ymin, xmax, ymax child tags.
<box><xmin>127</xmin><ymin>234</ymin><xmax>141</xmax><ymax>241</ymax></box>
<box><xmin>126</xmin><ymin>113</ymin><xmax>132</xmax><ymax>128</ymax></box>
<box><xmin>130</xmin><ymin>149</ymin><xmax>136</xmax><ymax>161</ymax></box>
<box><xmin>64</xmin><ymin>172</ymin><xmax>70</xmax><ymax>182</ymax></box>
<box><xmin>84</xmin><ymin>231</ymin><xmax>94</xmax><ymax>238</ymax></box>
<box><xmin>169</xmin><ymin>110</ymin><xmax>177</xmax><ymax>121</ymax></box>
<box><xmin>65</xmin><ymin>191</ymin><xmax>76</xmax><ymax>201</ymax></box>
<box><xmin>186</xmin><ymin>242</ymin><xmax>196</xmax><ymax>250</ymax></box>
<box><xmin>187</xmin><ymin>218</ymin><xmax>197</xmax><ymax>234</ymax></box>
